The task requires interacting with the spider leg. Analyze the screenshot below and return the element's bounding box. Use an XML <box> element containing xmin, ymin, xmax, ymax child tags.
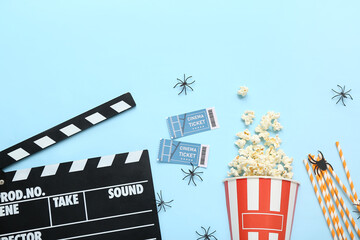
<box><xmin>187</xmin><ymin>85</ymin><xmax>194</xmax><ymax>91</ymax></box>
<box><xmin>177</xmin><ymin>78</ymin><xmax>183</xmax><ymax>82</ymax></box>
<box><xmin>341</xmin><ymin>97</ymin><xmax>346</xmax><ymax>106</ymax></box>
<box><xmin>337</xmin><ymin>85</ymin><xmax>344</xmax><ymax>91</ymax></box>
<box><xmin>196</xmin><ymin>174</ymin><xmax>204</xmax><ymax>181</ymax></box>
<box><xmin>178</xmin><ymin>86</ymin><xmax>185</xmax><ymax>95</ymax></box>
<box><xmin>163</xmin><ymin>203</ymin><xmax>172</xmax><ymax>208</ymax></box>
<box><xmin>185</xmin><ymin>75</ymin><xmax>192</xmax><ymax>81</ymax></box>
<box><xmin>331</xmin><ymin>94</ymin><xmax>340</xmax><ymax>99</ymax></box>
<box><xmin>327</xmin><ymin>162</ymin><xmax>334</xmax><ymax>171</ymax></box>
<box><xmin>345</xmin><ymin>89</ymin><xmax>352</xmax><ymax>94</ymax></box>
<box><xmin>308</xmin><ymin>155</ymin><xmax>317</xmax><ymax>164</ymax></box>
<box><xmin>336</xmin><ymin>96</ymin><xmax>342</xmax><ymax>104</ymax></box>
<box><xmin>318</xmin><ymin>167</ymin><xmax>323</xmax><ymax>177</ymax></box>
<box><xmin>185</xmin><ymin>86</ymin><xmax>187</xmax><ymax>95</ymax></box>
<box><xmin>196</xmin><ymin>231</ymin><xmax>202</xmax><ymax>237</ymax></box>
<box><xmin>173</xmin><ymin>82</ymin><xmax>181</xmax><ymax>88</ymax></box>
<box><xmin>187</xmin><ymin>80</ymin><xmax>195</xmax><ymax>85</ymax></box>
<box><xmin>319</xmin><ymin>168</ymin><xmax>324</xmax><ymax>178</ymax></box>
<box><xmin>189</xmin><ymin>177</ymin><xmax>194</xmax><ymax>185</ymax></box>
<box><xmin>191</xmin><ymin>177</ymin><xmax>197</xmax><ymax>186</ymax></box>
<box><xmin>332</xmin><ymin>89</ymin><xmax>341</xmax><ymax>94</ymax></box>
<box><xmin>183</xmin><ymin>175</ymin><xmax>190</xmax><ymax>180</ymax></box>
<box><xmin>157</xmin><ymin>192</ymin><xmax>161</xmax><ymax>199</ymax></box>
<box><xmin>346</xmin><ymin>93</ymin><xmax>353</xmax><ymax>100</ymax></box>
<box><xmin>165</xmin><ymin>199</ymin><xmax>174</xmax><ymax>204</ymax></box>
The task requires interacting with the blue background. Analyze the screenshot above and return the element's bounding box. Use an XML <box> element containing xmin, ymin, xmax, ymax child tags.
<box><xmin>1</xmin><ymin>1</ymin><xmax>360</xmax><ymax>239</ymax></box>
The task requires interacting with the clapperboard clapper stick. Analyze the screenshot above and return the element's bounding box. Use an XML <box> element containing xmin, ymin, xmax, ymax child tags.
<box><xmin>0</xmin><ymin>93</ymin><xmax>162</xmax><ymax>240</ymax></box>
<box><xmin>0</xmin><ymin>93</ymin><xmax>136</xmax><ymax>179</ymax></box>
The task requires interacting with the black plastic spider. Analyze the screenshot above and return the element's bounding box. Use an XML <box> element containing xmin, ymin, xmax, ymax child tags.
<box><xmin>156</xmin><ymin>190</ymin><xmax>173</xmax><ymax>213</ymax></box>
<box><xmin>332</xmin><ymin>85</ymin><xmax>353</xmax><ymax>106</ymax></box>
<box><xmin>308</xmin><ymin>151</ymin><xmax>333</xmax><ymax>176</ymax></box>
<box><xmin>181</xmin><ymin>163</ymin><xmax>203</xmax><ymax>186</ymax></box>
<box><xmin>196</xmin><ymin>226</ymin><xmax>217</xmax><ymax>240</ymax></box>
<box><xmin>173</xmin><ymin>74</ymin><xmax>195</xmax><ymax>95</ymax></box>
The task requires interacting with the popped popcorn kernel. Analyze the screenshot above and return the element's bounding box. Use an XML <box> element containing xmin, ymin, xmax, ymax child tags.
<box><xmin>260</xmin><ymin>116</ymin><xmax>272</xmax><ymax>131</ymax></box>
<box><xmin>235</xmin><ymin>139</ymin><xmax>246</xmax><ymax>149</ymax></box>
<box><xmin>242</xmin><ymin>110</ymin><xmax>255</xmax><ymax>125</ymax></box>
<box><xmin>237</xmin><ymin>86</ymin><xmax>249</xmax><ymax>97</ymax></box>
<box><xmin>236</xmin><ymin>129</ymin><xmax>251</xmax><ymax>141</ymax></box>
<box><xmin>250</xmin><ymin>135</ymin><xmax>261</xmax><ymax>145</ymax></box>
<box><xmin>272</xmin><ymin>119</ymin><xmax>283</xmax><ymax>131</ymax></box>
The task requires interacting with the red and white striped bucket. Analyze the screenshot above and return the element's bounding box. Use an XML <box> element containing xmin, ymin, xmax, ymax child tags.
<box><xmin>224</xmin><ymin>176</ymin><xmax>300</xmax><ymax>240</ymax></box>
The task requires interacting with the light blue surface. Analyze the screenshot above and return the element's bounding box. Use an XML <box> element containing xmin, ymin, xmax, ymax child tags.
<box><xmin>1</xmin><ymin>1</ymin><xmax>360</xmax><ymax>239</ymax></box>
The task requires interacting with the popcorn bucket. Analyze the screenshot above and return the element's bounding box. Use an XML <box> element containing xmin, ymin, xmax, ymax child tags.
<box><xmin>224</xmin><ymin>176</ymin><xmax>300</xmax><ymax>240</ymax></box>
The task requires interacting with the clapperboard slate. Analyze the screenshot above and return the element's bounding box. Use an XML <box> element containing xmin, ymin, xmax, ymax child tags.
<box><xmin>0</xmin><ymin>93</ymin><xmax>162</xmax><ymax>240</ymax></box>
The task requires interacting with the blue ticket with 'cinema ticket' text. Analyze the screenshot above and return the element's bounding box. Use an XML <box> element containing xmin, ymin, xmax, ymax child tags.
<box><xmin>166</xmin><ymin>107</ymin><xmax>219</xmax><ymax>139</ymax></box>
<box><xmin>158</xmin><ymin>139</ymin><xmax>209</xmax><ymax>167</ymax></box>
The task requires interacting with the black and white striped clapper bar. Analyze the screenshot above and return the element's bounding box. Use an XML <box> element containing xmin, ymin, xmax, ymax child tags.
<box><xmin>0</xmin><ymin>93</ymin><xmax>162</xmax><ymax>240</ymax></box>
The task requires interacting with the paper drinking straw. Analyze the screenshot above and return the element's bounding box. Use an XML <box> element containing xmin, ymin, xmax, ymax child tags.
<box><xmin>310</xmin><ymin>154</ymin><xmax>346</xmax><ymax>240</ymax></box>
<box><xmin>329</xmin><ymin>168</ymin><xmax>360</xmax><ymax>214</ymax></box>
<box><xmin>317</xmin><ymin>171</ymin><xmax>346</xmax><ymax>240</ymax></box>
<box><xmin>309</xmin><ymin>155</ymin><xmax>344</xmax><ymax>240</ymax></box>
<box><xmin>336</xmin><ymin>142</ymin><xmax>359</xmax><ymax>203</ymax></box>
<box><xmin>329</xmin><ymin>168</ymin><xmax>358</xmax><ymax>205</ymax></box>
<box><xmin>303</xmin><ymin>159</ymin><xmax>338</xmax><ymax>240</ymax></box>
<box><xmin>326</xmin><ymin>170</ymin><xmax>360</xmax><ymax>238</ymax></box>
<box><xmin>323</xmin><ymin>171</ymin><xmax>355</xmax><ymax>239</ymax></box>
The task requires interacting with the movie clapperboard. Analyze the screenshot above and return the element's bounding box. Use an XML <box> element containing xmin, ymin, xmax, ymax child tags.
<box><xmin>0</xmin><ymin>93</ymin><xmax>162</xmax><ymax>240</ymax></box>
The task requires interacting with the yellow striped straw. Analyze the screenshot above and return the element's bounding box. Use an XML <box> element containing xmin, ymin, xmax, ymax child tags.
<box><xmin>304</xmin><ymin>159</ymin><xmax>338</xmax><ymax>240</ymax></box>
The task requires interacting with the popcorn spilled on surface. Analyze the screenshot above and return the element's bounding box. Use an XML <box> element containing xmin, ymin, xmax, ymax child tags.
<box><xmin>241</xmin><ymin>111</ymin><xmax>255</xmax><ymax>126</ymax></box>
<box><xmin>237</xmin><ymin>86</ymin><xmax>248</xmax><ymax>97</ymax></box>
<box><xmin>229</xmin><ymin>111</ymin><xmax>293</xmax><ymax>179</ymax></box>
